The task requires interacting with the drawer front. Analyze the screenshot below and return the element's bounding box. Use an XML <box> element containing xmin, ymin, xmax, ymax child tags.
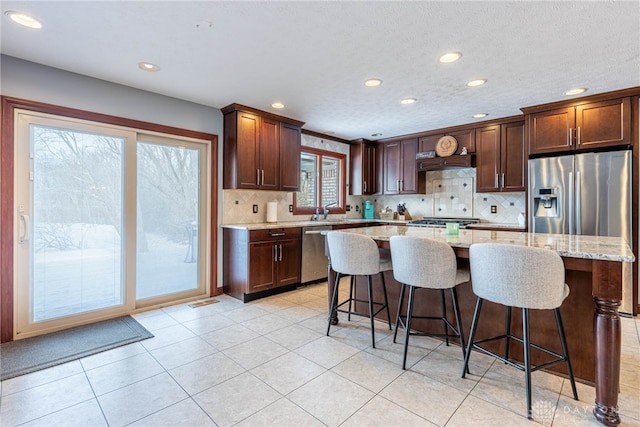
<box><xmin>250</xmin><ymin>227</ymin><xmax>301</xmax><ymax>242</ymax></box>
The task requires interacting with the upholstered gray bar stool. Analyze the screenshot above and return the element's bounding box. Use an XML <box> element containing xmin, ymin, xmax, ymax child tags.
<box><xmin>389</xmin><ymin>236</ymin><xmax>470</xmax><ymax>370</ymax></box>
<box><xmin>463</xmin><ymin>243</ymin><xmax>578</xmax><ymax>420</ymax></box>
<box><xmin>326</xmin><ymin>231</ymin><xmax>392</xmax><ymax>348</ymax></box>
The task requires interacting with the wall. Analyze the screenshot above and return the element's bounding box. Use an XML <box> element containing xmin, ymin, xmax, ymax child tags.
<box><xmin>1</xmin><ymin>55</ymin><xmax>226</xmax><ymax>285</ymax></box>
<box><xmin>222</xmin><ymin>132</ymin><xmax>525</xmax><ymax>225</ymax></box>
<box><xmin>0</xmin><ymin>56</ymin><xmax>222</xmax><ymax>134</ymax></box>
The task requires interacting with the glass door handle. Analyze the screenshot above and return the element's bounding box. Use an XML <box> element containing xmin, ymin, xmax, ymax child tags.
<box><xmin>19</xmin><ymin>214</ymin><xmax>30</xmax><ymax>243</ymax></box>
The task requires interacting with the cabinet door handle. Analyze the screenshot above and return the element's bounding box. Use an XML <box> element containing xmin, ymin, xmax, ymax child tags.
<box><xmin>273</xmin><ymin>245</ymin><xmax>277</xmax><ymax>262</ymax></box>
<box><xmin>269</xmin><ymin>232</ymin><xmax>286</xmax><ymax>237</ymax></box>
<box><xmin>278</xmin><ymin>244</ymin><xmax>283</xmax><ymax>261</ymax></box>
<box><xmin>495</xmin><ymin>174</ymin><xmax>498</xmax><ymax>188</ymax></box>
<box><xmin>261</xmin><ymin>169</ymin><xmax>265</xmax><ymax>185</ymax></box>
<box><xmin>363</xmin><ymin>181</ymin><xmax>367</xmax><ymax>193</ymax></box>
<box><xmin>577</xmin><ymin>126</ymin><xmax>581</xmax><ymax>145</ymax></box>
<box><xmin>568</xmin><ymin>128</ymin><xmax>573</xmax><ymax>146</ymax></box>
<box><xmin>256</xmin><ymin>169</ymin><xmax>260</xmax><ymax>186</ymax></box>
<box><xmin>501</xmin><ymin>173</ymin><xmax>505</xmax><ymax>188</ymax></box>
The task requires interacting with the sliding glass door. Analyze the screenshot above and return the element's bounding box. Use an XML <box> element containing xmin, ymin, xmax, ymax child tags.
<box><xmin>14</xmin><ymin>111</ymin><xmax>209</xmax><ymax>339</ymax></box>
<box><xmin>135</xmin><ymin>137</ymin><xmax>204</xmax><ymax>302</ymax></box>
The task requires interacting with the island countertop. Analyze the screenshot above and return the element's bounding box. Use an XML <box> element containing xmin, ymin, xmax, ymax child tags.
<box><xmin>330</xmin><ymin>225</ymin><xmax>635</xmax><ymax>263</ymax></box>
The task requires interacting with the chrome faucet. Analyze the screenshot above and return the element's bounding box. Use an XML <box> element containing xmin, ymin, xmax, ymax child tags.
<box><xmin>313</xmin><ymin>207</ymin><xmax>320</xmax><ymax>221</ymax></box>
<box><xmin>323</xmin><ymin>202</ymin><xmax>337</xmax><ymax>219</ymax></box>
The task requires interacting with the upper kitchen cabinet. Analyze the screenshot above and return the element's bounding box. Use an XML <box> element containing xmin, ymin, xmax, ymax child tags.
<box><xmin>279</xmin><ymin>123</ymin><xmax>302</xmax><ymax>192</ymax></box>
<box><xmin>350</xmin><ymin>139</ymin><xmax>381</xmax><ymax>195</ymax></box>
<box><xmin>476</xmin><ymin>120</ymin><xmax>525</xmax><ymax>193</ymax></box>
<box><xmin>383</xmin><ymin>138</ymin><xmax>417</xmax><ymax>194</ymax></box>
<box><xmin>419</xmin><ymin>127</ymin><xmax>476</xmax><ymax>155</ymax></box>
<box><xmin>526</xmin><ymin>96</ymin><xmax>632</xmax><ymax>155</ymax></box>
<box><xmin>222</xmin><ymin>104</ymin><xmax>304</xmax><ymax>191</ymax></box>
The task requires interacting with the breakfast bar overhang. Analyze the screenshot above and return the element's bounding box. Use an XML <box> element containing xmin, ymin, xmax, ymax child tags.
<box><xmin>325</xmin><ymin>225</ymin><xmax>635</xmax><ymax>427</ymax></box>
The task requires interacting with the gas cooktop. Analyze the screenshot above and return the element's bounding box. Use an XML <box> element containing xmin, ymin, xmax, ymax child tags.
<box><xmin>407</xmin><ymin>217</ymin><xmax>480</xmax><ymax>228</ymax></box>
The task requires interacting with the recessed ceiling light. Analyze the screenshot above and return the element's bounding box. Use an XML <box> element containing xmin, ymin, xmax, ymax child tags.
<box><xmin>400</xmin><ymin>98</ymin><xmax>417</xmax><ymax>105</ymax></box>
<box><xmin>364</xmin><ymin>79</ymin><xmax>382</xmax><ymax>87</ymax></box>
<box><xmin>138</xmin><ymin>62</ymin><xmax>160</xmax><ymax>72</ymax></box>
<box><xmin>466</xmin><ymin>79</ymin><xmax>487</xmax><ymax>87</ymax></box>
<box><xmin>472</xmin><ymin>113</ymin><xmax>488</xmax><ymax>119</ymax></box>
<box><xmin>271</xmin><ymin>102</ymin><xmax>285</xmax><ymax>109</ymax></box>
<box><xmin>439</xmin><ymin>51</ymin><xmax>462</xmax><ymax>63</ymax></box>
<box><xmin>5</xmin><ymin>11</ymin><xmax>42</xmax><ymax>29</ymax></box>
<box><xmin>371</xmin><ymin>133</ymin><xmax>383</xmax><ymax>137</ymax></box>
<box><xmin>565</xmin><ymin>87</ymin><xmax>587</xmax><ymax>96</ymax></box>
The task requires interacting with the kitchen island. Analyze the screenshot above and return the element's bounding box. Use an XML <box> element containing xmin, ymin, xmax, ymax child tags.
<box><xmin>326</xmin><ymin>225</ymin><xmax>634</xmax><ymax>427</ymax></box>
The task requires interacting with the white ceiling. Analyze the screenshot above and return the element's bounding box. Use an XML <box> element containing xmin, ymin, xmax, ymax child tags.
<box><xmin>1</xmin><ymin>1</ymin><xmax>639</xmax><ymax>141</ymax></box>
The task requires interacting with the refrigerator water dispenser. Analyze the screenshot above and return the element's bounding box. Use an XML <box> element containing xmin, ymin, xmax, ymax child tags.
<box><xmin>533</xmin><ymin>188</ymin><xmax>559</xmax><ymax>218</ymax></box>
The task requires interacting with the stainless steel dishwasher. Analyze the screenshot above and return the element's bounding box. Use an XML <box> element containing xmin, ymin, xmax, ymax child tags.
<box><xmin>301</xmin><ymin>225</ymin><xmax>332</xmax><ymax>284</ymax></box>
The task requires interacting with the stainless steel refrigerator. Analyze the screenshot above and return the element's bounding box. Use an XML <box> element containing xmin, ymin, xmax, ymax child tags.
<box><xmin>528</xmin><ymin>150</ymin><xmax>633</xmax><ymax>314</ymax></box>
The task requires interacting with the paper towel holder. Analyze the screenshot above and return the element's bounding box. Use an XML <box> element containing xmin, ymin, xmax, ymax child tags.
<box><xmin>267</xmin><ymin>201</ymin><xmax>278</xmax><ymax>223</ymax></box>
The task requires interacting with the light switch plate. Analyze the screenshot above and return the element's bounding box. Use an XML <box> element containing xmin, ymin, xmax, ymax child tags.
<box><xmin>253</xmin><ymin>204</ymin><xmax>258</xmax><ymax>213</ymax></box>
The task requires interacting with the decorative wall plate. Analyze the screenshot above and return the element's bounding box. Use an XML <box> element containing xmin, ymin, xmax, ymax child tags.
<box><xmin>435</xmin><ymin>135</ymin><xmax>458</xmax><ymax>157</ymax></box>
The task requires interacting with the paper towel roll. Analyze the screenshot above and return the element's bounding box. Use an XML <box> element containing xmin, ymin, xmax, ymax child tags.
<box><xmin>267</xmin><ymin>201</ymin><xmax>278</xmax><ymax>223</ymax></box>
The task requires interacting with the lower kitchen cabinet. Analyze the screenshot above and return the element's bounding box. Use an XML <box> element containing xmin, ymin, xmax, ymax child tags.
<box><xmin>224</xmin><ymin>227</ymin><xmax>301</xmax><ymax>302</ymax></box>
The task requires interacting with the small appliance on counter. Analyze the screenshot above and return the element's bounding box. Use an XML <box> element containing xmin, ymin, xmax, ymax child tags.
<box><xmin>363</xmin><ymin>200</ymin><xmax>374</xmax><ymax>219</ymax></box>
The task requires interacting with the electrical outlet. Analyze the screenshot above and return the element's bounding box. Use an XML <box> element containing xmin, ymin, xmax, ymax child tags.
<box><xmin>491</xmin><ymin>205</ymin><xmax>497</xmax><ymax>214</ymax></box>
<box><xmin>355</xmin><ymin>205</ymin><xmax>360</xmax><ymax>212</ymax></box>
<box><xmin>288</xmin><ymin>204</ymin><xmax>293</xmax><ymax>212</ymax></box>
<box><xmin>346</xmin><ymin>205</ymin><xmax>351</xmax><ymax>212</ymax></box>
<box><xmin>252</xmin><ymin>204</ymin><xmax>258</xmax><ymax>214</ymax></box>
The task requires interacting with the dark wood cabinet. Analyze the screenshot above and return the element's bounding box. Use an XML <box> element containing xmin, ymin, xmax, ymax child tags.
<box><xmin>528</xmin><ymin>97</ymin><xmax>631</xmax><ymax>155</ymax></box>
<box><xmin>383</xmin><ymin>138</ymin><xmax>417</xmax><ymax>194</ymax></box>
<box><xmin>223</xmin><ymin>227</ymin><xmax>301</xmax><ymax>301</ymax></box>
<box><xmin>476</xmin><ymin>121</ymin><xmax>525</xmax><ymax>193</ymax></box>
<box><xmin>417</xmin><ymin>155</ymin><xmax>474</xmax><ymax>171</ymax></box>
<box><xmin>279</xmin><ymin>123</ymin><xmax>302</xmax><ymax>192</ymax></box>
<box><xmin>258</xmin><ymin>117</ymin><xmax>280</xmax><ymax>190</ymax></box>
<box><xmin>222</xmin><ymin>104</ymin><xmax>304</xmax><ymax>191</ymax></box>
<box><xmin>350</xmin><ymin>139</ymin><xmax>380</xmax><ymax>195</ymax></box>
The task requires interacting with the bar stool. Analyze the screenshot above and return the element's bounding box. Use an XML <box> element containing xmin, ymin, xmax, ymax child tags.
<box><xmin>462</xmin><ymin>243</ymin><xmax>578</xmax><ymax>420</ymax></box>
<box><xmin>326</xmin><ymin>231</ymin><xmax>392</xmax><ymax>348</ymax></box>
<box><xmin>389</xmin><ymin>236</ymin><xmax>470</xmax><ymax>370</ymax></box>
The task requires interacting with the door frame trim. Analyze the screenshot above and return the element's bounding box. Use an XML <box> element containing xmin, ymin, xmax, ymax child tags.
<box><xmin>1</xmin><ymin>96</ymin><xmax>219</xmax><ymax>342</ymax></box>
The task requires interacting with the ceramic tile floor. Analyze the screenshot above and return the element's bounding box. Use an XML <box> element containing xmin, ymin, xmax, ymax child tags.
<box><xmin>2</xmin><ymin>282</ymin><xmax>639</xmax><ymax>427</ymax></box>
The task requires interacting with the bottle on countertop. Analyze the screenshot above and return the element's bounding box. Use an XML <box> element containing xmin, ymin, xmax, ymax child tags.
<box><xmin>363</xmin><ymin>200</ymin><xmax>374</xmax><ymax>219</ymax></box>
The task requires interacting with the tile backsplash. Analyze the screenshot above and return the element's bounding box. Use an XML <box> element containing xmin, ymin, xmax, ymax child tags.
<box><xmin>367</xmin><ymin>169</ymin><xmax>525</xmax><ymax>224</ymax></box>
<box><xmin>222</xmin><ymin>168</ymin><xmax>526</xmax><ymax>225</ymax></box>
<box><xmin>221</xmin><ymin>133</ymin><xmax>525</xmax><ymax>225</ymax></box>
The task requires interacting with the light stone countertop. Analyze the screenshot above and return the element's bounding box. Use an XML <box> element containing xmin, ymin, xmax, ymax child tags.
<box><xmin>328</xmin><ymin>225</ymin><xmax>635</xmax><ymax>262</ymax></box>
<box><xmin>220</xmin><ymin>219</ymin><xmax>525</xmax><ymax>231</ymax></box>
<box><xmin>467</xmin><ymin>223</ymin><xmax>525</xmax><ymax>231</ymax></box>
<box><xmin>221</xmin><ymin>219</ymin><xmax>408</xmax><ymax>230</ymax></box>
